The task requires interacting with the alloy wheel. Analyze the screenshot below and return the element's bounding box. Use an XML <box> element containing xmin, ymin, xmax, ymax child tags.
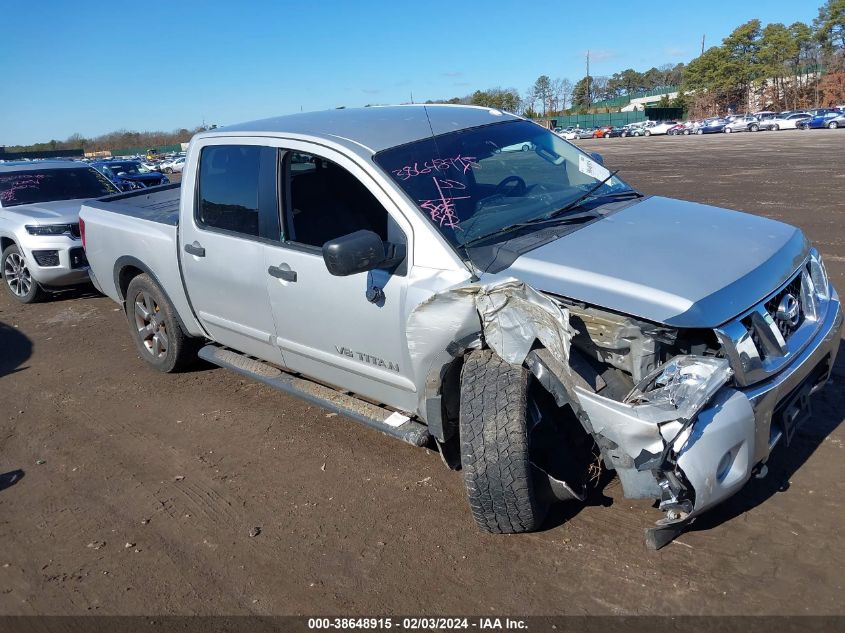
<box><xmin>134</xmin><ymin>291</ymin><xmax>169</xmax><ymax>359</ymax></box>
<box><xmin>4</xmin><ymin>252</ymin><xmax>32</xmax><ymax>298</ymax></box>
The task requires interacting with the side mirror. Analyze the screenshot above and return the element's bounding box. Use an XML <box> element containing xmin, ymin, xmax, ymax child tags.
<box><xmin>590</xmin><ymin>152</ymin><xmax>604</xmax><ymax>165</ymax></box>
<box><xmin>322</xmin><ymin>230</ymin><xmax>388</xmax><ymax>277</ymax></box>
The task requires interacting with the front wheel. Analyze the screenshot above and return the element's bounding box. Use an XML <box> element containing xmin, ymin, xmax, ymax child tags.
<box><xmin>644</xmin><ymin>130</ymin><xmax>651</xmax><ymax>136</ymax></box>
<box><xmin>725</xmin><ymin>127</ymin><xmax>732</xmax><ymax>133</ymax></box>
<box><xmin>749</xmin><ymin>124</ymin><xmax>759</xmax><ymax>132</ymax></box>
<box><xmin>772</xmin><ymin>124</ymin><xmax>780</xmax><ymax>131</ymax></box>
<box><xmin>125</xmin><ymin>274</ymin><xmax>198</xmax><ymax>372</ymax></box>
<box><xmin>2</xmin><ymin>244</ymin><xmax>44</xmax><ymax>304</ymax></box>
<box><xmin>829</xmin><ymin>121</ymin><xmax>838</xmax><ymax>129</ymax></box>
<box><xmin>459</xmin><ymin>350</ymin><xmax>549</xmax><ymax>532</ymax></box>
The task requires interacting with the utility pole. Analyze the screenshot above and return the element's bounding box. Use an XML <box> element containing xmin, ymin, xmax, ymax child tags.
<box><xmin>410</xmin><ymin>91</ymin><xmax>414</xmax><ymax>104</ymax></box>
<box><xmin>701</xmin><ymin>34</ymin><xmax>705</xmax><ymax>55</ymax></box>
<box><xmin>586</xmin><ymin>50</ymin><xmax>591</xmax><ymax>109</ymax></box>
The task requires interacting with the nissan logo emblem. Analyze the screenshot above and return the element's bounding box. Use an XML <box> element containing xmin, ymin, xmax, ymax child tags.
<box><xmin>776</xmin><ymin>293</ymin><xmax>801</xmax><ymax>327</ymax></box>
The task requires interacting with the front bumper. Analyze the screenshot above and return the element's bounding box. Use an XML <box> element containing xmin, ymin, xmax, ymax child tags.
<box><xmin>18</xmin><ymin>236</ymin><xmax>91</xmax><ymax>288</ymax></box>
<box><xmin>679</xmin><ymin>288</ymin><xmax>841</xmax><ymax>516</ymax></box>
<box><xmin>574</xmin><ymin>287</ymin><xmax>842</xmax><ymax>523</ymax></box>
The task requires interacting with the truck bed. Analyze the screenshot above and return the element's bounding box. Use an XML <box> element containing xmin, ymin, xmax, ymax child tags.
<box><xmin>89</xmin><ymin>183</ymin><xmax>181</xmax><ymax>225</ymax></box>
<box><xmin>79</xmin><ymin>182</ymin><xmax>205</xmax><ymax>338</ymax></box>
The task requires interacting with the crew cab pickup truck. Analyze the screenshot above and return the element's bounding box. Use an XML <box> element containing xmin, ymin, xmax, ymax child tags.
<box><xmin>80</xmin><ymin>105</ymin><xmax>842</xmax><ymax>548</ymax></box>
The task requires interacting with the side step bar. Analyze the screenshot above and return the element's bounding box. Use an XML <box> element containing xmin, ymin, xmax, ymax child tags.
<box><xmin>198</xmin><ymin>345</ymin><xmax>430</xmax><ymax>447</ymax></box>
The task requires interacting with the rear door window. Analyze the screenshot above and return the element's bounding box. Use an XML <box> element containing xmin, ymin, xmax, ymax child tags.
<box><xmin>196</xmin><ymin>145</ymin><xmax>280</xmax><ymax>241</ymax></box>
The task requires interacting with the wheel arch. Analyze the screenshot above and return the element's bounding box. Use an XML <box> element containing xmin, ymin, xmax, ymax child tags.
<box><xmin>113</xmin><ymin>256</ymin><xmax>196</xmax><ymax>338</ymax></box>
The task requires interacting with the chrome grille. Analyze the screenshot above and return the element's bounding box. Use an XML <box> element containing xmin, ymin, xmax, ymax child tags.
<box><xmin>715</xmin><ymin>259</ymin><xmax>829</xmax><ymax>387</ymax></box>
<box><xmin>765</xmin><ymin>274</ymin><xmax>804</xmax><ymax>339</ymax></box>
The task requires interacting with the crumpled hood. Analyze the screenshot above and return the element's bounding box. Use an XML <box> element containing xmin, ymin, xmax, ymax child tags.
<box><xmin>503</xmin><ymin>196</ymin><xmax>809</xmax><ymax>328</ymax></box>
<box><xmin>1</xmin><ymin>199</ymin><xmax>86</xmax><ymax>224</ymax></box>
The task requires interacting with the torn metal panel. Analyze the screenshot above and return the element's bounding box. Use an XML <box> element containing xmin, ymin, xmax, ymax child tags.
<box><xmin>474</xmin><ymin>280</ymin><xmax>575</xmax><ymax>366</ymax></box>
<box><xmin>573</xmin><ymin>355</ymin><xmax>736</xmax><ymax>502</ymax></box>
<box><xmin>406</xmin><ymin>278</ymin><xmax>576</xmax><ymax>368</ymax></box>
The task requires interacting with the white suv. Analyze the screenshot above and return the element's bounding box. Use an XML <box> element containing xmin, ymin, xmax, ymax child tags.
<box><xmin>641</xmin><ymin>120</ymin><xmax>678</xmax><ymax>136</ymax></box>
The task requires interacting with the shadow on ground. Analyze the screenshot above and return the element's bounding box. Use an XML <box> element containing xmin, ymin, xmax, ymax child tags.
<box><xmin>0</xmin><ymin>470</ymin><xmax>24</xmax><ymax>493</ymax></box>
<box><xmin>0</xmin><ymin>321</ymin><xmax>32</xmax><ymax>378</ymax></box>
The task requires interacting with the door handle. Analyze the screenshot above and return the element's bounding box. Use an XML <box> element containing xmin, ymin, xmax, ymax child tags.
<box><xmin>184</xmin><ymin>241</ymin><xmax>205</xmax><ymax>257</ymax></box>
<box><xmin>268</xmin><ymin>265</ymin><xmax>297</xmax><ymax>282</ymax></box>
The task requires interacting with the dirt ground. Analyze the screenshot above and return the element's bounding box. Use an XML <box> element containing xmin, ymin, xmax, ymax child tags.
<box><xmin>0</xmin><ymin>130</ymin><xmax>843</xmax><ymax>616</ymax></box>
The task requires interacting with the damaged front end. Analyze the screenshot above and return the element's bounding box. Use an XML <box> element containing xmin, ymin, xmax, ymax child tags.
<box><xmin>412</xmin><ymin>273</ymin><xmax>841</xmax><ymax>550</ymax></box>
<box><xmin>573</xmin><ymin>356</ymin><xmax>755</xmax><ymax>549</ymax></box>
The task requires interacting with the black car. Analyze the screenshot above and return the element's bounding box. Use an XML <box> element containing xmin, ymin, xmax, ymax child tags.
<box><xmin>91</xmin><ymin>160</ymin><xmax>169</xmax><ymax>191</ymax></box>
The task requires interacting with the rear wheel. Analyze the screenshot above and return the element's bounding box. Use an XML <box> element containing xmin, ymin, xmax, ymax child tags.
<box><xmin>725</xmin><ymin>127</ymin><xmax>732</xmax><ymax>133</ymax></box>
<box><xmin>749</xmin><ymin>124</ymin><xmax>759</xmax><ymax>132</ymax></box>
<box><xmin>125</xmin><ymin>274</ymin><xmax>198</xmax><ymax>372</ymax></box>
<box><xmin>772</xmin><ymin>124</ymin><xmax>780</xmax><ymax>131</ymax></box>
<box><xmin>829</xmin><ymin>121</ymin><xmax>839</xmax><ymax>129</ymax></box>
<box><xmin>644</xmin><ymin>130</ymin><xmax>651</xmax><ymax>136</ymax></box>
<box><xmin>2</xmin><ymin>244</ymin><xmax>44</xmax><ymax>304</ymax></box>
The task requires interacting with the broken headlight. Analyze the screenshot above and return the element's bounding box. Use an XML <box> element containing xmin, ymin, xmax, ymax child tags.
<box><xmin>809</xmin><ymin>249</ymin><xmax>830</xmax><ymax>301</ymax></box>
<box><xmin>625</xmin><ymin>356</ymin><xmax>733</xmax><ymax>421</ymax></box>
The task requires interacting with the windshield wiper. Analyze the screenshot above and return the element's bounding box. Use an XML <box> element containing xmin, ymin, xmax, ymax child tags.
<box><xmin>463</xmin><ymin>210</ymin><xmax>598</xmax><ymax>247</ymax></box>
<box><xmin>545</xmin><ymin>169</ymin><xmax>621</xmax><ymax>219</ymax></box>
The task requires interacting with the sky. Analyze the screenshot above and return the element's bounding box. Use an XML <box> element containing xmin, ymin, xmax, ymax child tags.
<box><xmin>0</xmin><ymin>0</ymin><xmax>821</xmax><ymax>146</ymax></box>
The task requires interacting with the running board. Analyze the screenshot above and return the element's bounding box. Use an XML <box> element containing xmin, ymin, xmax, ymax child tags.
<box><xmin>198</xmin><ymin>345</ymin><xmax>430</xmax><ymax>447</ymax></box>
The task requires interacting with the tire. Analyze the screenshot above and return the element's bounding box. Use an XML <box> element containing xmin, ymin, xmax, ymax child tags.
<box><xmin>697</xmin><ymin>129</ymin><xmax>703</xmax><ymax>134</ymax></box>
<box><xmin>683</xmin><ymin>129</ymin><xmax>690</xmax><ymax>135</ymax></box>
<box><xmin>2</xmin><ymin>244</ymin><xmax>45</xmax><ymax>304</ymax></box>
<box><xmin>725</xmin><ymin>127</ymin><xmax>732</xmax><ymax>133</ymax></box>
<box><xmin>125</xmin><ymin>274</ymin><xmax>198</xmax><ymax>372</ymax></box>
<box><xmin>459</xmin><ymin>349</ymin><xmax>548</xmax><ymax>533</ymax></box>
<box><xmin>749</xmin><ymin>124</ymin><xmax>759</xmax><ymax>132</ymax></box>
<box><xmin>521</xmin><ymin>144</ymin><xmax>529</xmax><ymax>152</ymax></box>
<box><xmin>772</xmin><ymin>124</ymin><xmax>780</xmax><ymax>131</ymax></box>
<box><xmin>829</xmin><ymin>121</ymin><xmax>838</xmax><ymax>129</ymax></box>
<box><xmin>644</xmin><ymin>130</ymin><xmax>651</xmax><ymax>136</ymax></box>
<box><xmin>164</xmin><ymin>167</ymin><xmax>173</xmax><ymax>174</ymax></box>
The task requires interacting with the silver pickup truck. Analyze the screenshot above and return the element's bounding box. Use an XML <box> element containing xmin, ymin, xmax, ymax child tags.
<box><xmin>79</xmin><ymin>105</ymin><xmax>843</xmax><ymax>548</ymax></box>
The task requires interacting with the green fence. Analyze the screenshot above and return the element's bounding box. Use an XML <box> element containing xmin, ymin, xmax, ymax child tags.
<box><xmin>544</xmin><ymin>111</ymin><xmax>647</xmax><ymax>129</ymax></box>
<box><xmin>112</xmin><ymin>143</ymin><xmax>183</xmax><ymax>157</ymax></box>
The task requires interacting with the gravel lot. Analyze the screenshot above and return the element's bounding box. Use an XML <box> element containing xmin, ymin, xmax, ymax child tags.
<box><xmin>0</xmin><ymin>130</ymin><xmax>843</xmax><ymax>616</ymax></box>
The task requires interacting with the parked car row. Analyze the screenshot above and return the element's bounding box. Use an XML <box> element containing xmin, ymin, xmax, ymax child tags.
<box><xmin>553</xmin><ymin>106</ymin><xmax>845</xmax><ymax>140</ymax></box>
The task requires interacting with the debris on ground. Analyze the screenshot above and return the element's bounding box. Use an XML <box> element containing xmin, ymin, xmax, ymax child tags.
<box><xmin>248</xmin><ymin>527</ymin><xmax>261</xmax><ymax>538</ymax></box>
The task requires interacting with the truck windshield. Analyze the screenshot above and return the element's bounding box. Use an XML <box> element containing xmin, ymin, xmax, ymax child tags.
<box><xmin>0</xmin><ymin>168</ymin><xmax>118</xmax><ymax>207</ymax></box>
<box><xmin>374</xmin><ymin>119</ymin><xmax>632</xmax><ymax>248</ymax></box>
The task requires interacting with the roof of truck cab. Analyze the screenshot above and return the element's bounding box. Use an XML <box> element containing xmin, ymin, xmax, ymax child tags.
<box><xmin>204</xmin><ymin>105</ymin><xmax>523</xmax><ymax>153</ymax></box>
<box><xmin>0</xmin><ymin>160</ymin><xmax>88</xmax><ymax>173</ymax></box>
